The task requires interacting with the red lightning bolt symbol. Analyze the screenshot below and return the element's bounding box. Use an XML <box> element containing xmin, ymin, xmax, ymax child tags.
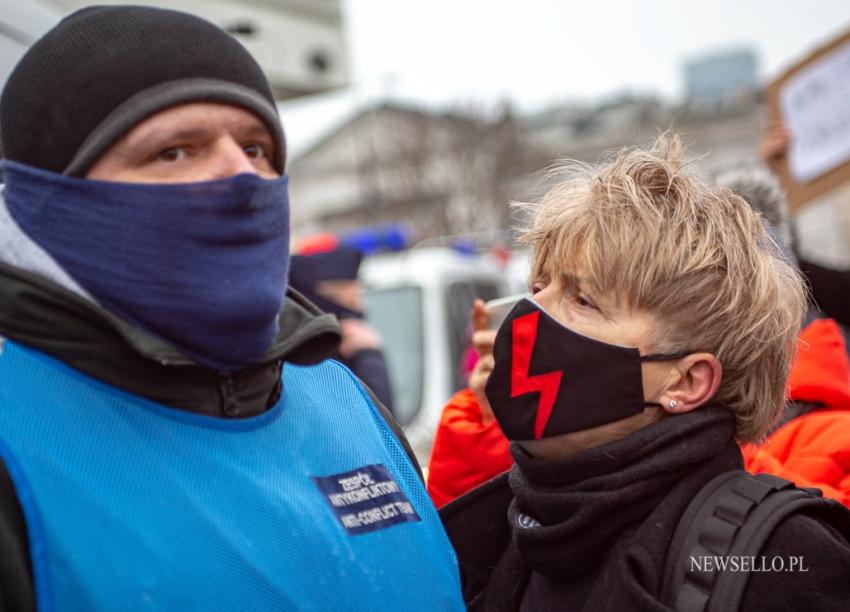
<box><xmin>511</xmin><ymin>310</ymin><xmax>564</xmax><ymax>439</ymax></box>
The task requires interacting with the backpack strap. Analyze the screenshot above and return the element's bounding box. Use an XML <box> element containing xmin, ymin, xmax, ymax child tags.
<box><xmin>663</xmin><ymin>470</ymin><xmax>831</xmax><ymax>612</ymax></box>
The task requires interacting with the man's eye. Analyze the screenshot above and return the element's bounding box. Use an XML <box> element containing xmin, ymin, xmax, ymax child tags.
<box><xmin>243</xmin><ymin>143</ymin><xmax>268</xmax><ymax>159</ymax></box>
<box><xmin>156</xmin><ymin>147</ymin><xmax>187</xmax><ymax>162</ymax></box>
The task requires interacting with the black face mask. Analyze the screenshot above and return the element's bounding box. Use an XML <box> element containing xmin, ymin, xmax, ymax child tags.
<box><xmin>485</xmin><ymin>298</ymin><xmax>691</xmax><ymax>441</ymax></box>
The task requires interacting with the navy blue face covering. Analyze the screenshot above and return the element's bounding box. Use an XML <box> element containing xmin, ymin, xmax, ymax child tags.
<box><xmin>3</xmin><ymin>160</ymin><xmax>290</xmax><ymax>372</ymax></box>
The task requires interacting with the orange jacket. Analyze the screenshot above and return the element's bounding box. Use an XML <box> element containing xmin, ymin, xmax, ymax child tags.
<box><xmin>426</xmin><ymin>389</ymin><xmax>513</xmax><ymax>508</ymax></box>
<box><xmin>743</xmin><ymin>318</ymin><xmax>850</xmax><ymax>507</ymax></box>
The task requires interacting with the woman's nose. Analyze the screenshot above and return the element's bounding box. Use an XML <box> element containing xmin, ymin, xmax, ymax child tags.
<box><xmin>532</xmin><ymin>282</ymin><xmax>555</xmax><ymax>310</ymax></box>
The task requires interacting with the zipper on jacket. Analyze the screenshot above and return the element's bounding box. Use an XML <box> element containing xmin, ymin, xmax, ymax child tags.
<box><xmin>219</xmin><ymin>375</ymin><xmax>240</xmax><ymax>417</ymax></box>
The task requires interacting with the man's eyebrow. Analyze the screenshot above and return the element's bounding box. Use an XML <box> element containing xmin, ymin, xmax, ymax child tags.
<box><xmin>124</xmin><ymin>120</ymin><xmax>274</xmax><ymax>160</ymax></box>
<box><xmin>129</xmin><ymin>127</ymin><xmax>212</xmax><ymax>152</ymax></box>
<box><xmin>235</xmin><ymin>122</ymin><xmax>275</xmax><ymax>147</ymax></box>
<box><xmin>238</xmin><ymin>121</ymin><xmax>274</xmax><ymax>141</ymax></box>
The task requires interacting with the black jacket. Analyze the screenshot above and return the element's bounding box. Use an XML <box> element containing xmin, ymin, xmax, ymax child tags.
<box><xmin>0</xmin><ymin>261</ymin><xmax>418</xmax><ymax>611</ymax></box>
<box><xmin>341</xmin><ymin>347</ymin><xmax>395</xmax><ymax>415</ymax></box>
<box><xmin>799</xmin><ymin>257</ymin><xmax>850</xmax><ymax>329</ymax></box>
<box><xmin>441</xmin><ymin>406</ymin><xmax>850</xmax><ymax>611</ymax></box>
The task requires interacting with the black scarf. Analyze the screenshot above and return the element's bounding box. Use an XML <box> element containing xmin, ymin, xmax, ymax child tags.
<box><xmin>508</xmin><ymin>405</ymin><xmax>737</xmax><ymax>577</ymax></box>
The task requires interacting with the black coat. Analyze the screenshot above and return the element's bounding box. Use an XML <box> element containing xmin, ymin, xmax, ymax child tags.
<box><xmin>799</xmin><ymin>258</ymin><xmax>850</xmax><ymax>329</ymax></box>
<box><xmin>441</xmin><ymin>406</ymin><xmax>850</xmax><ymax>611</ymax></box>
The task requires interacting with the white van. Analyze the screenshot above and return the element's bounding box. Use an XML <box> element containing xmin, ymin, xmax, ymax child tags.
<box><xmin>361</xmin><ymin>246</ymin><xmax>528</xmax><ymax>461</ymax></box>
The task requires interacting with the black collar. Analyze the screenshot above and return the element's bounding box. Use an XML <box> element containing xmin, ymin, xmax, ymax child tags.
<box><xmin>0</xmin><ymin>261</ymin><xmax>341</xmax><ymax>417</ymax></box>
<box><xmin>507</xmin><ymin>406</ymin><xmax>738</xmax><ymax>576</ymax></box>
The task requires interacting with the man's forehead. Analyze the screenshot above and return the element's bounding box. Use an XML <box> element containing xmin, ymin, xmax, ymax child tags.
<box><xmin>125</xmin><ymin>102</ymin><xmax>271</xmax><ymax>141</ymax></box>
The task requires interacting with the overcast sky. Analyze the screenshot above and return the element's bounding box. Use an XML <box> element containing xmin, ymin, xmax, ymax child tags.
<box><xmin>280</xmin><ymin>0</ymin><xmax>849</xmax><ymax>156</ymax></box>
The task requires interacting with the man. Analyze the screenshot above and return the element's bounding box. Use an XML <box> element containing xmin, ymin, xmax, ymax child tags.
<box><xmin>289</xmin><ymin>244</ymin><xmax>395</xmax><ymax>412</ymax></box>
<box><xmin>0</xmin><ymin>6</ymin><xmax>463</xmax><ymax>610</ymax></box>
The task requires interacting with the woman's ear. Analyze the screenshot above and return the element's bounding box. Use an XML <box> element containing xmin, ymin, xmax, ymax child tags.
<box><xmin>663</xmin><ymin>353</ymin><xmax>723</xmax><ymax>414</ymax></box>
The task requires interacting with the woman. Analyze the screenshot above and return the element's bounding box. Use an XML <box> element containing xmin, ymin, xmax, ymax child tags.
<box><xmin>441</xmin><ymin>134</ymin><xmax>850</xmax><ymax>611</ymax></box>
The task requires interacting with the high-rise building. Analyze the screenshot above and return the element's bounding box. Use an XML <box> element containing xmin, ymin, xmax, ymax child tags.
<box><xmin>684</xmin><ymin>48</ymin><xmax>759</xmax><ymax>103</ymax></box>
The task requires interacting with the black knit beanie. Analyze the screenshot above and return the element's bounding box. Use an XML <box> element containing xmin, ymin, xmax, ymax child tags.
<box><xmin>0</xmin><ymin>5</ymin><xmax>285</xmax><ymax>175</ymax></box>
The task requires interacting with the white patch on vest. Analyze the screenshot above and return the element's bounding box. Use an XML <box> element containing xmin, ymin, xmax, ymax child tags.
<box><xmin>313</xmin><ymin>464</ymin><xmax>421</xmax><ymax>535</ymax></box>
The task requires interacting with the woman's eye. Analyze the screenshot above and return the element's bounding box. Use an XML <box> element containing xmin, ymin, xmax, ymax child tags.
<box><xmin>156</xmin><ymin>147</ymin><xmax>187</xmax><ymax>162</ymax></box>
<box><xmin>575</xmin><ymin>293</ymin><xmax>598</xmax><ymax>310</ymax></box>
<box><xmin>530</xmin><ymin>281</ymin><xmax>545</xmax><ymax>295</ymax></box>
<box><xmin>243</xmin><ymin>143</ymin><xmax>268</xmax><ymax>159</ymax></box>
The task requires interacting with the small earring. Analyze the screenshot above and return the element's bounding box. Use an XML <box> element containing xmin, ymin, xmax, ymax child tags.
<box><xmin>668</xmin><ymin>400</ymin><xmax>678</xmax><ymax>409</ymax></box>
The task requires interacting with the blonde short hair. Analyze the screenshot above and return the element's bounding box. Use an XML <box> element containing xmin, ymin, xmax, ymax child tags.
<box><xmin>518</xmin><ymin>133</ymin><xmax>806</xmax><ymax>442</ymax></box>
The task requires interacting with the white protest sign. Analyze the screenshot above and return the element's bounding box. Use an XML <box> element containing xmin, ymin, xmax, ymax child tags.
<box><xmin>780</xmin><ymin>40</ymin><xmax>850</xmax><ymax>184</ymax></box>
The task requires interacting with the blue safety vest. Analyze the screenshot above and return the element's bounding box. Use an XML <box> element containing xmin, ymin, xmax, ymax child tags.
<box><xmin>0</xmin><ymin>339</ymin><xmax>464</xmax><ymax>611</ymax></box>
